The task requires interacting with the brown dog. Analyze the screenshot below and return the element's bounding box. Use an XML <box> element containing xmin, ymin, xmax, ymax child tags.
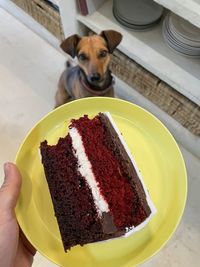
<box><xmin>55</xmin><ymin>30</ymin><xmax>122</xmax><ymax>107</ymax></box>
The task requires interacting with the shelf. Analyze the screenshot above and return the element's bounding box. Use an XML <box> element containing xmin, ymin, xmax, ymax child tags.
<box><xmin>77</xmin><ymin>0</ymin><xmax>200</xmax><ymax>106</ymax></box>
<box><xmin>154</xmin><ymin>0</ymin><xmax>200</xmax><ymax>28</ymax></box>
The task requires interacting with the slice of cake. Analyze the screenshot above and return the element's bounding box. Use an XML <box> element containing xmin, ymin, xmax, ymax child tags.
<box><xmin>40</xmin><ymin>112</ymin><xmax>156</xmax><ymax>251</ymax></box>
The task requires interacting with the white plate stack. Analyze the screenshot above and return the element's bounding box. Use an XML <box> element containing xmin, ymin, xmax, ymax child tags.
<box><xmin>162</xmin><ymin>12</ymin><xmax>200</xmax><ymax>58</ymax></box>
<box><xmin>113</xmin><ymin>0</ymin><xmax>164</xmax><ymax>31</ymax></box>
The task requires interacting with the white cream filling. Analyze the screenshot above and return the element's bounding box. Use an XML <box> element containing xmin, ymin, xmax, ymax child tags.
<box><xmin>69</xmin><ymin>127</ymin><xmax>109</xmax><ymax>216</ymax></box>
<box><xmin>104</xmin><ymin>112</ymin><xmax>157</xmax><ymax>236</ymax></box>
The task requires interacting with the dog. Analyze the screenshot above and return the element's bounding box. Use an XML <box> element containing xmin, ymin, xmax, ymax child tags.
<box><xmin>55</xmin><ymin>30</ymin><xmax>122</xmax><ymax>107</ymax></box>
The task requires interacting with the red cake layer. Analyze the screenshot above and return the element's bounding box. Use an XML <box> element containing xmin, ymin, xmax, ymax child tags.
<box><xmin>70</xmin><ymin>114</ymin><xmax>150</xmax><ymax>229</ymax></box>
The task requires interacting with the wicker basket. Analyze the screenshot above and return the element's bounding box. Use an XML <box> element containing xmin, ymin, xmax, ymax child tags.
<box><xmin>110</xmin><ymin>50</ymin><xmax>200</xmax><ymax>136</ymax></box>
<box><xmin>11</xmin><ymin>0</ymin><xmax>65</xmax><ymax>40</ymax></box>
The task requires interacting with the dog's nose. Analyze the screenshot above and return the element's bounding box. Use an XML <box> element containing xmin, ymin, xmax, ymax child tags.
<box><xmin>90</xmin><ymin>72</ymin><xmax>101</xmax><ymax>82</ymax></box>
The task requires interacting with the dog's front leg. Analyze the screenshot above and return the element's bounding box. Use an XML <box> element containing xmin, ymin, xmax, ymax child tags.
<box><xmin>55</xmin><ymin>72</ymin><xmax>74</xmax><ymax>108</ymax></box>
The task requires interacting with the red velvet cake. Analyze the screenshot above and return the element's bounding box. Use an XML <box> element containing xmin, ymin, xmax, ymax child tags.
<box><xmin>40</xmin><ymin>112</ymin><xmax>156</xmax><ymax>251</ymax></box>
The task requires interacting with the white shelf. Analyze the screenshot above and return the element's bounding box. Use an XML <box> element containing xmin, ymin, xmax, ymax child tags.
<box><xmin>154</xmin><ymin>0</ymin><xmax>200</xmax><ymax>28</ymax></box>
<box><xmin>77</xmin><ymin>0</ymin><xmax>200</xmax><ymax>106</ymax></box>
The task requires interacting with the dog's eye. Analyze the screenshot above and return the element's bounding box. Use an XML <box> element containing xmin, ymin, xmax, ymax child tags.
<box><xmin>78</xmin><ymin>53</ymin><xmax>88</xmax><ymax>61</ymax></box>
<box><xmin>99</xmin><ymin>50</ymin><xmax>108</xmax><ymax>58</ymax></box>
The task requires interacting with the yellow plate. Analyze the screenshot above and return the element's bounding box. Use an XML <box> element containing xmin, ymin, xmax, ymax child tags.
<box><xmin>15</xmin><ymin>97</ymin><xmax>187</xmax><ymax>267</ymax></box>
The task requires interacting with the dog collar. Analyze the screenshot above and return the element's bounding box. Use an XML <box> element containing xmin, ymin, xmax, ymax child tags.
<box><xmin>80</xmin><ymin>76</ymin><xmax>114</xmax><ymax>96</ymax></box>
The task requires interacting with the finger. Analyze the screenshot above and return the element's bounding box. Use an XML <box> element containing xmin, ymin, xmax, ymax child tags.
<box><xmin>0</xmin><ymin>162</ymin><xmax>22</xmax><ymax>211</ymax></box>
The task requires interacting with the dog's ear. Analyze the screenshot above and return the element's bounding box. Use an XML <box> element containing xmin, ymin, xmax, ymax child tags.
<box><xmin>60</xmin><ymin>34</ymin><xmax>81</xmax><ymax>58</ymax></box>
<box><xmin>100</xmin><ymin>30</ymin><xmax>122</xmax><ymax>53</ymax></box>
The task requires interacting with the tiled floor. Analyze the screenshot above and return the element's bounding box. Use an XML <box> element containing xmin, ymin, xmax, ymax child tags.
<box><xmin>0</xmin><ymin>8</ymin><xmax>200</xmax><ymax>267</ymax></box>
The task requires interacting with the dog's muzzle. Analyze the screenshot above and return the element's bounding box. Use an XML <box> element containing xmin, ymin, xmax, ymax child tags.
<box><xmin>88</xmin><ymin>72</ymin><xmax>102</xmax><ymax>85</ymax></box>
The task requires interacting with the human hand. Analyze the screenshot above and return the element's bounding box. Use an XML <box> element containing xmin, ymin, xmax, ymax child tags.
<box><xmin>0</xmin><ymin>162</ymin><xmax>36</xmax><ymax>267</ymax></box>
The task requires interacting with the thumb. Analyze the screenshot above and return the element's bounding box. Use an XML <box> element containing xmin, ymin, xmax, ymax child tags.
<box><xmin>0</xmin><ymin>162</ymin><xmax>22</xmax><ymax>212</ymax></box>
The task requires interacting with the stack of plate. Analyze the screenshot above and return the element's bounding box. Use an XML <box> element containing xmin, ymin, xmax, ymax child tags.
<box><xmin>113</xmin><ymin>0</ymin><xmax>164</xmax><ymax>31</ymax></box>
<box><xmin>163</xmin><ymin>13</ymin><xmax>200</xmax><ymax>58</ymax></box>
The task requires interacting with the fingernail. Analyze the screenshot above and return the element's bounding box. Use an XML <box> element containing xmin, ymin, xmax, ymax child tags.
<box><xmin>4</xmin><ymin>162</ymin><xmax>11</xmax><ymax>176</ymax></box>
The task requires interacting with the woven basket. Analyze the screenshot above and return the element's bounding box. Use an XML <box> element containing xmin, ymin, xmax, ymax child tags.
<box><xmin>110</xmin><ymin>50</ymin><xmax>200</xmax><ymax>136</ymax></box>
<box><xmin>11</xmin><ymin>0</ymin><xmax>65</xmax><ymax>40</ymax></box>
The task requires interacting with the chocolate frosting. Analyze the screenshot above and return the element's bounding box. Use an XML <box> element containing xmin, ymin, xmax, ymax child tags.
<box><xmin>101</xmin><ymin>212</ymin><xmax>117</xmax><ymax>234</ymax></box>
